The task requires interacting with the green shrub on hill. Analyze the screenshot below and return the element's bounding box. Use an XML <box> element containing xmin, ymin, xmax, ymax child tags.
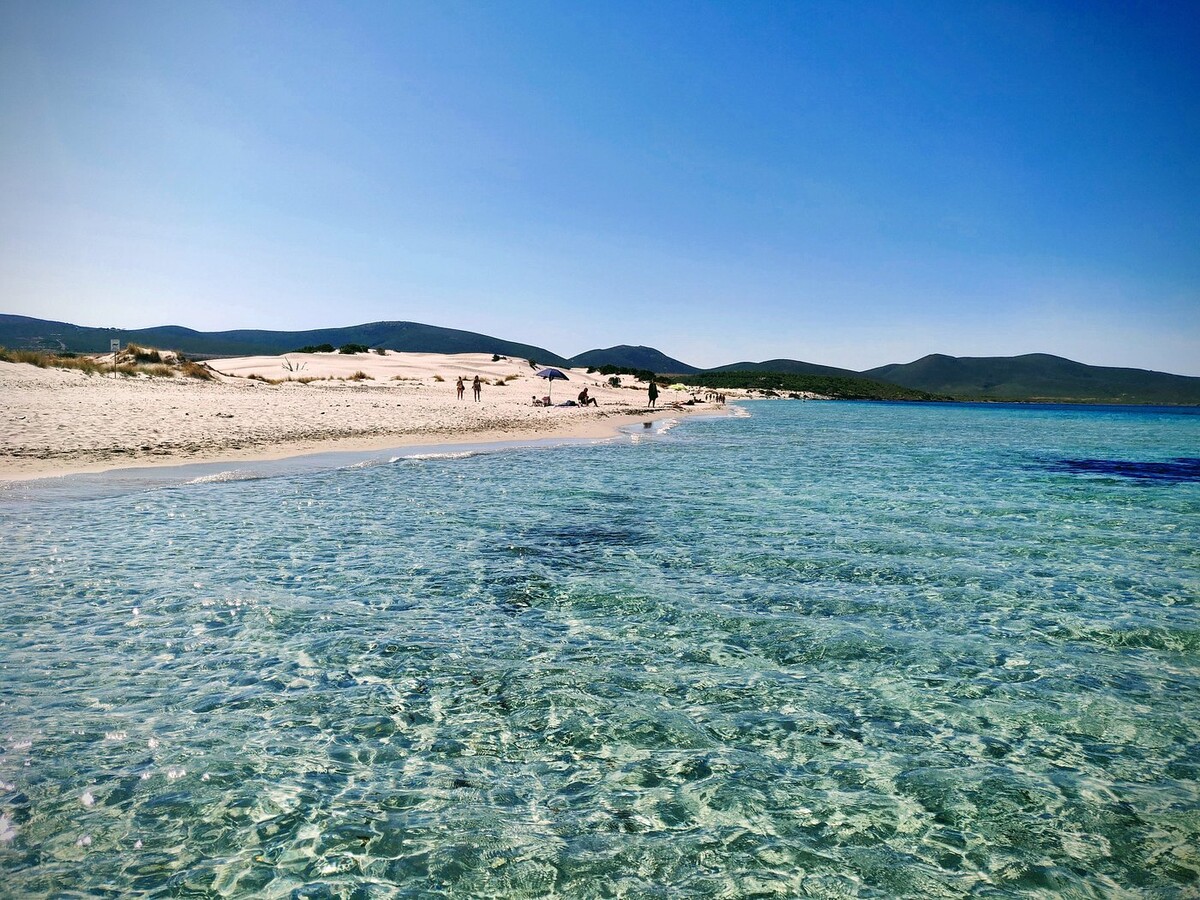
<box><xmin>596</xmin><ymin>364</ymin><xmax>658</xmax><ymax>384</ymax></box>
<box><xmin>677</xmin><ymin>371</ymin><xmax>943</xmax><ymax>401</ymax></box>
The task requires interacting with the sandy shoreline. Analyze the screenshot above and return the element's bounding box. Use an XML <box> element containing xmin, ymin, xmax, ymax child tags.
<box><xmin>1</xmin><ymin>351</ymin><xmax>730</xmax><ymax>482</ymax></box>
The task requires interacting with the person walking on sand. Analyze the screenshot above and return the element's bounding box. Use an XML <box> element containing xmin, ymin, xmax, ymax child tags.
<box><xmin>472</xmin><ymin>375</ymin><xmax>482</xmax><ymax>402</ymax></box>
<box><xmin>456</xmin><ymin>376</ymin><xmax>465</xmax><ymax>400</ymax></box>
<box><xmin>647</xmin><ymin>380</ymin><xmax>659</xmax><ymax>408</ymax></box>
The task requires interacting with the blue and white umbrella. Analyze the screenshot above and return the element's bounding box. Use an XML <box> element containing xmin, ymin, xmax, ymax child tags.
<box><xmin>535</xmin><ymin>367</ymin><xmax>569</xmax><ymax>401</ymax></box>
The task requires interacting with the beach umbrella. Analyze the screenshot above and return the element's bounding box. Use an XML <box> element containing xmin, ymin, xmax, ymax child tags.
<box><xmin>535</xmin><ymin>367</ymin><xmax>569</xmax><ymax>401</ymax></box>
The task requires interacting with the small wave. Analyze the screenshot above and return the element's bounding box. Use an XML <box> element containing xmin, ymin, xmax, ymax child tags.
<box><xmin>183</xmin><ymin>470</ymin><xmax>265</xmax><ymax>485</ymax></box>
<box><xmin>621</xmin><ymin>417</ymin><xmax>682</xmax><ymax>440</ymax></box>
<box><xmin>339</xmin><ymin>450</ymin><xmax>483</xmax><ymax>470</ymax></box>
<box><xmin>402</xmin><ymin>450</ymin><xmax>482</xmax><ymax>461</ymax></box>
<box><xmin>341</xmin><ymin>457</ymin><xmax>399</xmax><ymax>470</ymax></box>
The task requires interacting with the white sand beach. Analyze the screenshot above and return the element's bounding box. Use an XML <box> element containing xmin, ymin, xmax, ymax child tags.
<box><xmin>1</xmin><ymin>350</ymin><xmax>729</xmax><ymax>480</ymax></box>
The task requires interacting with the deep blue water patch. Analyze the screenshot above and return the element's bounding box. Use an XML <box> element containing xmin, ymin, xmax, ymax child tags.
<box><xmin>1044</xmin><ymin>456</ymin><xmax>1200</xmax><ymax>482</ymax></box>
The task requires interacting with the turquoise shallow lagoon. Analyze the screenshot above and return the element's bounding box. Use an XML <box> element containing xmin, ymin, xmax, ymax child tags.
<box><xmin>1</xmin><ymin>401</ymin><xmax>1198</xmax><ymax>897</ymax></box>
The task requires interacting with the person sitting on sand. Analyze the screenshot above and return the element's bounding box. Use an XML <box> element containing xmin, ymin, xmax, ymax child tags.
<box><xmin>578</xmin><ymin>387</ymin><xmax>598</xmax><ymax>407</ymax></box>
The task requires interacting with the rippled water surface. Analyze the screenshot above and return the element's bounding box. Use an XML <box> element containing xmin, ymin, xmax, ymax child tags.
<box><xmin>2</xmin><ymin>401</ymin><xmax>1198</xmax><ymax>898</ymax></box>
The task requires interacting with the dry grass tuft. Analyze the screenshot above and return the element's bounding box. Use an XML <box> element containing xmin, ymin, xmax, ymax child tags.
<box><xmin>1</xmin><ymin>345</ymin><xmax>226</xmax><ymax>380</ymax></box>
<box><xmin>181</xmin><ymin>361</ymin><xmax>214</xmax><ymax>380</ymax></box>
<box><xmin>1</xmin><ymin>348</ymin><xmax>104</xmax><ymax>374</ymax></box>
<box><xmin>348</xmin><ymin>371</ymin><xmax>373</xmax><ymax>381</ymax></box>
<box><xmin>432</xmin><ymin>374</ymin><xmax>445</xmax><ymax>382</ymax></box>
<box><xmin>125</xmin><ymin>343</ymin><xmax>163</xmax><ymax>364</ymax></box>
<box><xmin>0</xmin><ymin>348</ymin><xmax>48</xmax><ymax>367</ymax></box>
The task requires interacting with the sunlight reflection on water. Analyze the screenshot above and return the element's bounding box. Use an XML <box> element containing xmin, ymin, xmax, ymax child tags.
<box><xmin>1</xmin><ymin>401</ymin><xmax>1198</xmax><ymax>897</ymax></box>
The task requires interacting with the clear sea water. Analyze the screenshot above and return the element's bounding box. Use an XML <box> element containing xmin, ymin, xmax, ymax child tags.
<box><xmin>1</xmin><ymin>400</ymin><xmax>1198</xmax><ymax>898</ymax></box>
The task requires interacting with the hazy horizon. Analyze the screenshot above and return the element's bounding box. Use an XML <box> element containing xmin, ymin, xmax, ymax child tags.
<box><xmin>3</xmin><ymin>2</ymin><xmax>1197</xmax><ymax>375</ymax></box>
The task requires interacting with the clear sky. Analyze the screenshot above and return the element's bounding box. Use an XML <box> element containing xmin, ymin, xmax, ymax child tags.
<box><xmin>2</xmin><ymin>1</ymin><xmax>1197</xmax><ymax>374</ymax></box>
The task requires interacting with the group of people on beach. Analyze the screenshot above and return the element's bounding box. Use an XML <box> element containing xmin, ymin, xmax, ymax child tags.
<box><xmin>530</xmin><ymin>387</ymin><xmax>597</xmax><ymax>407</ymax></box>
<box><xmin>456</xmin><ymin>373</ymin><xmax>666</xmax><ymax>409</ymax></box>
<box><xmin>455</xmin><ymin>376</ymin><xmax>482</xmax><ymax>402</ymax></box>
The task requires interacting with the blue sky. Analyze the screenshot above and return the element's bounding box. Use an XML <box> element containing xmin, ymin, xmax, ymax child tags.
<box><xmin>2</xmin><ymin>1</ymin><xmax>1197</xmax><ymax>374</ymax></box>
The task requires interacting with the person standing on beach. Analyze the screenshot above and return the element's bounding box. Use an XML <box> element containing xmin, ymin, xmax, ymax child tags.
<box><xmin>647</xmin><ymin>380</ymin><xmax>659</xmax><ymax>408</ymax></box>
<box><xmin>472</xmin><ymin>375</ymin><xmax>482</xmax><ymax>402</ymax></box>
<box><xmin>456</xmin><ymin>376</ymin><xmax>465</xmax><ymax>400</ymax></box>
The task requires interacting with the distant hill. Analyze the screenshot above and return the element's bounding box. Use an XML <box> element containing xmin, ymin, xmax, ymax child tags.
<box><xmin>0</xmin><ymin>315</ymin><xmax>571</xmax><ymax>366</ymax></box>
<box><xmin>568</xmin><ymin>344</ymin><xmax>699</xmax><ymax>374</ymax></box>
<box><xmin>708</xmin><ymin>358</ymin><xmax>861</xmax><ymax>378</ymax></box>
<box><xmin>864</xmin><ymin>353</ymin><xmax>1200</xmax><ymax>405</ymax></box>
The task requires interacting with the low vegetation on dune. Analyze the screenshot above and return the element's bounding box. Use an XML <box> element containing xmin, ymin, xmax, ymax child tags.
<box><xmin>127</xmin><ymin>345</ymin><xmax>163</xmax><ymax>364</ymax></box>
<box><xmin>677</xmin><ymin>370</ymin><xmax>945</xmax><ymax>401</ymax></box>
<box><xmin>289</xmin><ymin>342</ymin><xmax>385</xmax><ymax>356</ymax></box>
<box><xmin>588</xmin><ymin>363</ymin><xmax>659</xmax><ymax>384</ymax></box>
<box><xmin>1</xmin><ymin>345</ymin><xmax>215</xmax><ymax>380</ymax></box>
<box><xmin>1</xmin><ymin>347</ymin><xmax>103</xmax><ymax>374</ymax></box>
<box><xmin>180</xmin><ymin>360</ymin><xmax>214</xmax><ymax>380</ymax></box>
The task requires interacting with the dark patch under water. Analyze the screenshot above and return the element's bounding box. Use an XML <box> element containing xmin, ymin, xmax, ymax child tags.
<box><xmin>1045</xmin><ymin>457</ymin><xmax>1200</xmax><ymax>483</ymax></box>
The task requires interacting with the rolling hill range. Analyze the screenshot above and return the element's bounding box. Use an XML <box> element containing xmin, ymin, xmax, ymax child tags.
<box><xmin>0</xmin><ymin>315</ymin><xmax>571</xmax><ymax>366</ymax></box>
<box><xmin>3</xmin><ymin>314</ymin><xmax>1197</xmax><ymax>404</ymax></box>
<box><xmin>864</xmin><ymin>353</ymin><xmax>1200</xmax><ymax>405</ymax></box>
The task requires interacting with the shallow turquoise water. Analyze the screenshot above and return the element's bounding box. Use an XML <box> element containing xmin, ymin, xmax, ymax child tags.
<box><xmin>1</xmin><ymin>401</ymin><xmax>1198</xmax><ymax>898</ymax></box>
